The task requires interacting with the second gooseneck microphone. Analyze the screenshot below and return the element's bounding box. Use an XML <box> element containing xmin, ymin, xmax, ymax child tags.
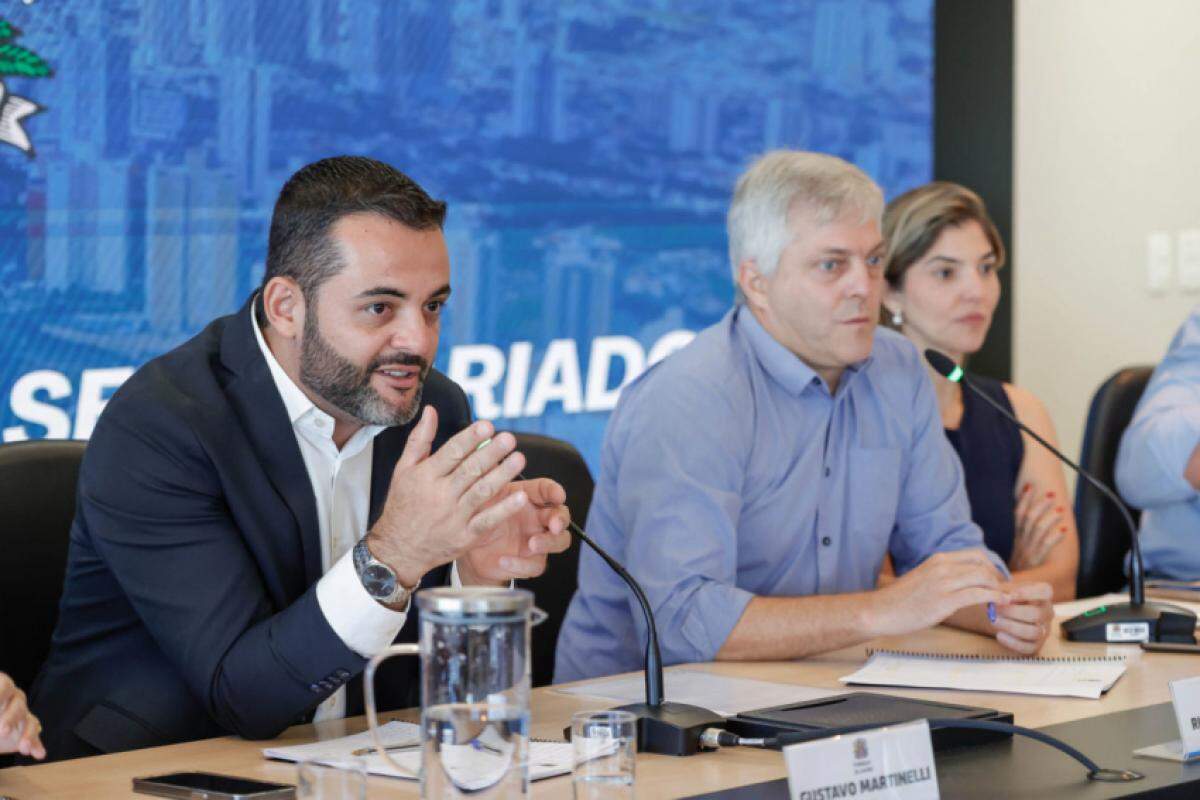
<box><xmin>514</xmin><ymin>467</ymin><xmax>725</xmax><ymax>755</ymax></box>
<box><xmin>923</xmin><ymin>349</ymin><xmax>1196</xmax><ymax>644</ymax></box>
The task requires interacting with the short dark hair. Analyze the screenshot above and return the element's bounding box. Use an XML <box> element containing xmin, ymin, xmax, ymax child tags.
<box><xmin>257</xmin><ymin>156</ymin><xmax>447</xmax><ymax>325</ymax></box>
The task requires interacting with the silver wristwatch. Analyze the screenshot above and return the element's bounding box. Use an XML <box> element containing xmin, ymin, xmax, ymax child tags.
<box><xmin>352</xmin><ymin>537</ymin><xmax>411</xmax><ymax>608</ymax></box>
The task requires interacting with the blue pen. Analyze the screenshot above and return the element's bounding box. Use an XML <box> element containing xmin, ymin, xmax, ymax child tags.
<box><xmin>987</xmin><ymin>602</ymin><xmax>997</xmax><ymax>624</ymax></box>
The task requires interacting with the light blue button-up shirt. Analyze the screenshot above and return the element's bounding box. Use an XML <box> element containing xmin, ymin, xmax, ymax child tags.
<box><xmin>1116</xmin><ymin>308</ymin><xmax>1200</xmax><ymax>579</ymax></box>
<box><xmin>554</xmin><ymin>305</ymin><xmax>1006</xmax><ymax>682</ymax></box>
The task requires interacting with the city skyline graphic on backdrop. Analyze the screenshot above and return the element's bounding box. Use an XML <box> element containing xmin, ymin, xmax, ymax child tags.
<box><xmin>0</xmin><ymin>0</ymin><xmax>932</xmax><ymax>471</ymax></box>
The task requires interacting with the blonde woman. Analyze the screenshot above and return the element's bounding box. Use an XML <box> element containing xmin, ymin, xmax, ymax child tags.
<box><xmin>880</xmin><ymin>182</ymin><xmax>1077</xmax><ymax>600</ymax></box>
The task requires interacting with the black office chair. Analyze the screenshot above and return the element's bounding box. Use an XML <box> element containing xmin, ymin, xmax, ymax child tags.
<box><xmin>0</xmin><ymin>439</ymin><xmax>87</xmax><ymax>692</ymax></box>
<box><xmin>1074</xmin><ymin>366</ymin><xmax>1154</xmax><ymax>598</ymax></box>
<box><xmin>512</xmin><ymin>432</ymin><xmax>593</xmax><ymax>687</ymax></box>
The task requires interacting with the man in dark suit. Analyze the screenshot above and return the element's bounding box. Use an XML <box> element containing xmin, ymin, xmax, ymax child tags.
<box><xmin>29</xmin><ymin>156</ymin><xmax>571</xmax><ymax>761</ymax></box>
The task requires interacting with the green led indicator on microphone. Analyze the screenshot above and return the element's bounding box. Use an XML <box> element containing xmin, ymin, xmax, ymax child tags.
<box><xmin>947</xmin><ymin>365</ymin><xmax>964</xmax><ymax>383</ymax></box>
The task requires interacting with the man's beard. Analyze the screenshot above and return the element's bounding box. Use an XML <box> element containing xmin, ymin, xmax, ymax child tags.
<box><xmin>299</xmin><ymin>308</ymin><xmax>429</xmax><ymax>427</ymax></box>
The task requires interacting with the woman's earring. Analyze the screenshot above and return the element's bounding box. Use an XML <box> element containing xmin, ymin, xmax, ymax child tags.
<box><xmin>890</xmin><ymin>309</ymin><xmax>903</xmax><ymax>326</ymax></box>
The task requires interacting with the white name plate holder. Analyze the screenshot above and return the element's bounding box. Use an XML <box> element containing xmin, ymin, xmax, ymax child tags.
<box><xmin>1133</xmin><ymin>675</ymin><xmax>1200</xmax><ymax>763</ymax></box>
<box><xmin>783</xmin><ymin>719</ymin><xmax>940</xmax><ymax>800</ymax></box>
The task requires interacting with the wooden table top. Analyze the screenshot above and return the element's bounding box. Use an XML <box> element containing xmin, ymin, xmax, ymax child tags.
<box><xmin>4</xmin><ymin>593</ymin><xmax>1198</xmax><ymax>799</ymax></box>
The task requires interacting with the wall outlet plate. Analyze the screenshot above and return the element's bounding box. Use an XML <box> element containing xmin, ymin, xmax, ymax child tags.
<box><xmin>1179</xmin><ymin>230</ymin><xmax>1200</xmax><ymax>291</ymax></box>
<box><xmin>1149</xmin><ymin>231</ymin><xmax>1173</xmax><ymax>293</ymax></box>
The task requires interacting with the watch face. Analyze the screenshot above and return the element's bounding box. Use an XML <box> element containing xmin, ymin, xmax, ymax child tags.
<box><xmin>362</xmin><ymin>563</ymin><xmax>397</xmax><ymax>599</ymax></box>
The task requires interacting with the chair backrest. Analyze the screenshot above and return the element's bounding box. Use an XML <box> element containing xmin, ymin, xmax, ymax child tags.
<box><xmin>1074</xmin><ymin>366</ymin><xmax>1154</xmax><ymax>598</ymax></box>
<box><xmin>0</xmin><ymin>439</ymin><xmax>87</xmax><ymax>691</ymax></box>
<box><xmin>512</xmin><ymin>432</ymin><xmax>593</xmax><ymax>688</ymax></box>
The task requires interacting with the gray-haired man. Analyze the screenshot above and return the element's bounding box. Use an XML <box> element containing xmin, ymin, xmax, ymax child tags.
<box><xmin>555</xmin><ymin>151</ymin><xmax>1053</xmax><ymax>682</ymax></box>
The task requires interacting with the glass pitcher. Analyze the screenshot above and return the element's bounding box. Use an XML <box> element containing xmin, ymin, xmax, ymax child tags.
<box><xmin>365</xmin><ymin>587</ymin><xmax>546</xmax><ymax>799</ymax></box>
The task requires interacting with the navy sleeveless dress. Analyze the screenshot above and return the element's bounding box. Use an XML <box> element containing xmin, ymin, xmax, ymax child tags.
<box><xmin>944</xmin><ymin>374</ymin><xmax>1025</xmax><ymax>564</ymax></box>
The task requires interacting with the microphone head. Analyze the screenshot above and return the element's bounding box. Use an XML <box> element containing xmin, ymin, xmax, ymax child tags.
<box><xmin>924</xmin><ymin>349</ymin><xmax>963</xmax><ymax>382</ymax></box>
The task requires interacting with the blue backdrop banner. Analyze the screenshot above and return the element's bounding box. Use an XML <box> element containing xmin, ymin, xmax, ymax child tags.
<box><xmin>0</xmin><ymin>0</ymin><xmax>932</xmax><ymax>473</ymax></box>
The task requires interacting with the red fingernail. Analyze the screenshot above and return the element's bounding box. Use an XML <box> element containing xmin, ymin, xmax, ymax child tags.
<box><xmin>1060</xmin><ymin>526</ymin><xmax>1068</xmax><ymax>532</ymax></box>
<box><xmin>1046</xmin><ymin>491</ymin><xmax>1054</xmax><ymax>498</ymax></box>
<box><xmin>1056</xmin><ymin>506</ymin><xmax>1064</xmax><ymax>514</ymax></box>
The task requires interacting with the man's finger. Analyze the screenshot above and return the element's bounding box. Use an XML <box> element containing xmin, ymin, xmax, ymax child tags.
<box><xmin>526</xmin><ymin>530</ymin><xmax>572</xmax><ymax>556</ymax></box>
<box><xmin>536</xmin><ymin>504</ymin><xmax>570</xmax><ymax>535</ymax></box>
<box><xmin>460</xmin><ymin>452</ymin><xmax>527</xmax><ymax>515</ymax></box>
<box><xmin>498</xmin><ymin>554</ymin><xmax>548</xmax><ymax>579</ymax></box>
<box><xmin>996</xmin><ymin>601</ymin><xmax>1042</xmax><ymax>624</ymax></box>
<box><xmin>519</xmin><ymin>477</ymin><xmax>567</xmax><ymax>509</ymax></box>
<box><xmin>467</xmin><ymin>489</ymin><xmax>528</xmax><ymax>536</ymax></box>
<box><xmin>994</xmin><ymin>615</ymin><xmax>1042</xmax><ymax>641</ymax></box>
<box><xmin>941</xmin><ymin>564</ymin><xmax>1003</xmax><ymax>593</ymax></box>
<box><xmin>397</xmin><ymin>405</ymin><xmax>438</xmax><ymax>469</ymax></box>
<box><xmin>0</xmin><ymin>696</ymin><xmax>24</xmax><ymax>736</ymax></box>
<box><xmin>427</xmin><ymin>420</ymin><xmax>496</xmax><ymax>476</ymax></box>
<box><xmin>447</xmin><ymin>431</ymin><xmax>518</xmax><ymax>496</ymax></box>
<box><xmin>996</xmin><ymin>630</ymin><xmax>1040</xmax><ymax>655</ymax></box>
<box><xmin>1006</xmin><ymin>581</ymin><xmax>1053</xmax><ymax>603</ymax></box>
<box><xmin>19</xmin><ymin>717</ymin><xmax>42</xmax><ymax>759</ymax></box>
<box><xmin>950</xmin><ymin>587</ymin><xmax>1007</xmax><ymax>613</ymax></box>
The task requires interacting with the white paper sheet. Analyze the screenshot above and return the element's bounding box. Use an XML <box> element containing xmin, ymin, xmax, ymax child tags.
<box><xmin>841</xmin><ymin>650</ymin><xmax>1127</xmax><ymax>700</ymax></box>
<box><xmin>262</xmin><ymin>720</ymin><xmax>573</xmax><ymax>783</ymax></box>
<box><xmin>556</xmin><ymin>669</ymin><xmax>840</xmax><ymax>716</ymax></box>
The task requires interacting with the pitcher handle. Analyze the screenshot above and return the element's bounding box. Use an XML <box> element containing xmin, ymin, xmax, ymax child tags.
<box><xmin>363</xmin><ymin>643</ymin><xmax>421</xmax><ymax>776</ymax></box>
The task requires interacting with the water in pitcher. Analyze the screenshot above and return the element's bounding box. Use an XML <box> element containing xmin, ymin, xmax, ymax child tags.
<box><xmin>422</xmin><ymin>702</ymin><xmax>530</xmax><ymax>798</ymax></box>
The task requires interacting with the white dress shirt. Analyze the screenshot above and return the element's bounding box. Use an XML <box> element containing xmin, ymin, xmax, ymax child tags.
<box><xmin>252</xmin><ymin>319</ymin><xmax>459</xmax><ymax>720</ymax></box>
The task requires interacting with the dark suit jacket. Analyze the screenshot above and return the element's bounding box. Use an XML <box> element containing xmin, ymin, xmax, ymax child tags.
<box><xmin>29</xmin><ymin>299</ymin><xmax>470</xmax><ymax>761</ymax></box>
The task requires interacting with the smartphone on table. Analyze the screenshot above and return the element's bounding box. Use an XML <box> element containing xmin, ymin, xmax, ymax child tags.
<box><xmin>132</xmin><ymin>771</ymin><xmax>295</xmax><ymax>799</ymax></box>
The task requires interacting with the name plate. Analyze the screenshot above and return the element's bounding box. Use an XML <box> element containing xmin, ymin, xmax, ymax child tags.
<box><xmin>783</xmin><ymin>720</ymin><xmax>939</xmax><ymax>800</ymax></box>
<box><xmin>1171</xmin><ymin>675</ymin><xmax>1200</xmax><ymax>759</ymax></box>
<box><xmin>1107</xmin><ymin>621</ymin><xmax>1150</xmax><ymax>642</ymax></box>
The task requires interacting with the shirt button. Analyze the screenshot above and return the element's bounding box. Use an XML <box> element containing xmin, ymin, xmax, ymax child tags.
<box><xmin>821</xmin><ymin>536</ymin><xmax>832</xmax><ymax>547</ymax></box>
<box><xmin>824</xmin><ymin>467</ymin><xmax>831</xmax><ymax>477</ymax></box>
<box><xmin>308</xmin><ymin>683</ymin><xmax>322</xmax><ymax>694</ymax></box>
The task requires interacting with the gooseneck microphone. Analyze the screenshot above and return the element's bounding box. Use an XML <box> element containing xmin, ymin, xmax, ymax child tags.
<box><xmin>562</xmin><ymin>519</ymin><xmax>726</xmax><ymax>755</ymax></box>
<box><xmin>924</xmin><ymin>349</ymin><xmax>1196</xmax><ymax>643</ymax></box>
<box><xmin>518</xmin><ymin>470</ymin><xmax>724</xmax><ymax>755</ymax></box>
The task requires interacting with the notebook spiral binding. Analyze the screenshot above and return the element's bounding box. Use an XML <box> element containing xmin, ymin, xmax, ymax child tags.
<box><xmin>866</xmin><ymin>648</ymin><xmax>1126</xmax><ymax>664</ymax></box>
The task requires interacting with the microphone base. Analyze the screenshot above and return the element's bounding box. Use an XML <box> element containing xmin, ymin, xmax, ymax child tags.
<box><xmin>614</xmin><ymin>701</ymin><xmax>727</xmax><ymax>756</ymax></box>
<box><xmin>1061</xmin><ymin>601</ymin><xmax>1197</xmax><ymax>643</ymax></box>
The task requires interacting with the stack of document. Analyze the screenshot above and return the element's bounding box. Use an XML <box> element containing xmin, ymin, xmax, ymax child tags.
<box><xmin>840</xmin><ymin>649</ymin><xmax>1127</xmax><ymax>700</ymax></box>
<box><xmin>263</xmin><ymin>721</ymin><xmax>575</xmax><ymax>784</ymax></box>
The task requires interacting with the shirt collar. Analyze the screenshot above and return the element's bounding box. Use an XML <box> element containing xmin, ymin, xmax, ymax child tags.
<box><xmin>251</xmin><ymin>311</ymin><xmax>386</xmax><ymax>443</ymax></box>
<box><xmin>734</xmin><ymin>304</ymin><xmax>872</xmax><ymax>396</ymax></box>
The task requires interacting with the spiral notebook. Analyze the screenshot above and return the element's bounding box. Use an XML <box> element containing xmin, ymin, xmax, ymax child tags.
<box><xmin>840</xmin><ymin>649</ymin><xmax>1127</xmax><ymax>699</ymax></box>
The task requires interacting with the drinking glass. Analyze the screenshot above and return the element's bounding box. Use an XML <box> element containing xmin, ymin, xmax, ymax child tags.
<box><xmin>296</xmin><ymin>756</ymin><xmax>367</xmax><ymax>799</ymax></box>
<box><xmin>571</xmin><ymin>710</ymin><xmax>636</xmax><ymax>799</ymax></box>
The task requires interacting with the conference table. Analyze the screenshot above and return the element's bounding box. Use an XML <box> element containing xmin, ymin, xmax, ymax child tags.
<box><xmin>5</xmin><ymin>592</ymin><xmax>1200</xmax><ymax>798</ymax></box>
